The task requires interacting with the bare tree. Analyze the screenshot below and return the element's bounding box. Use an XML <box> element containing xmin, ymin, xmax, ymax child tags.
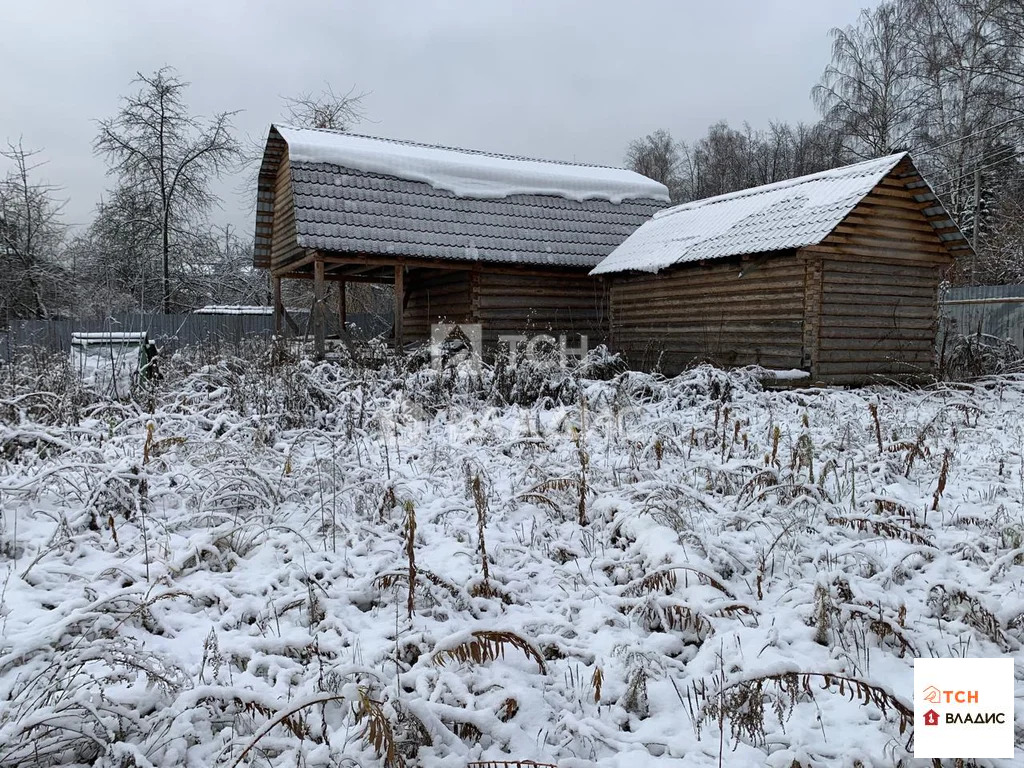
<box><xmin>283</xmin><ymin>83</ymin><xmax>367</xmax><ymax>131</ymax></box>
<box><xmin>905</xmin><ymin>0</ymin><xmax>1021</xmax><ymax>229</ymax></box>
<box><xmin>813</xmin><ymin>1</ymin><xmax>922</xmax><ymax>158</ymax></box>
<box><xmin>95</xmin><ymin>67</ymin><xmax>241</xmax><ymax>313</ymax></box>
<box><xmin>70</xmin><ymin>184</ymin><xmax>163</xmax><ymax>316</ymax></box>
<box><xmin>0</xmin><ymin>141</ymin><xmax>66</xmax><ymax>318</ymax></box>
<box><xmin>624</xmin><ymin>130</ymin><xmax>683</xmax><ymax>200</ymax></box>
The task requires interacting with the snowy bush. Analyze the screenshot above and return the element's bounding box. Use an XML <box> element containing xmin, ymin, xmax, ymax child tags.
<box><xmin>0</xmin><ymin>340</ymin><xmax>1022</xmax><ymax>766</ymax></box>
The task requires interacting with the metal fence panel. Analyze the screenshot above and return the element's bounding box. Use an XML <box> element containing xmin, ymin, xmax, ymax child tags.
<box><xmin>941</xmin><ymin>285</ymin><xmax>1024</xmax><ymax>352</ymax></box>
<box><xmin>1</xmin><ymin>311</ymin><xmax>391</xmax><ymax>359</ymax></box>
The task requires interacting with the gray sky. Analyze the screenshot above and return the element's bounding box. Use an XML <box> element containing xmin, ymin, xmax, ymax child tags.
<box><xmin>2</xmin><ymin>0</ymin><xmax>877</xmax><ymax>236</ymax></box>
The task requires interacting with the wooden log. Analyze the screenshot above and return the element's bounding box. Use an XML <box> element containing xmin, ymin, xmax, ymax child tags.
<box><xmin>338</xmin><ymin>280</ymin><xmax>347</xmax><ymax>330</ymax></box>
<box><xmin>394</xmin><ymin>265</ymin><xmax>404</xmax><ymax>349</ymax></box>
<box><xmin>313</xmin><ymin>259</ymin><xmax>325</xmax><ymax>360</ymax></box>
<box><xmin>273</xmin><ymin>277</ymin><xmax>283</xmax><ymax>335</ymax></box>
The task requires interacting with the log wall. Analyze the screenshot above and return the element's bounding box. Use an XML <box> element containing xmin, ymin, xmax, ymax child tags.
<box><xmin>811</xmin><ymin>256</ymin><xmax>941</xmax><ymax>383</ymax></box>
<box><xmin>269</xmin><ymin>154</ymin><xmax>301</xmax><ymax>272</ymax></box>
<box><xmin>802</xmin><ymin>157</ymin><xmax>952</xmax><ymax>383</ymax></box>
<box><xmin>609</xmin><ymin>251</ymin><xmax>806</xmax><ymax>375</ymax></box>
<box><xmin>402</xmin><ymin>268</ymin><xmax>474</xmax><ymax>342</ymax></box>
<box><xmin>474</xmin><ymin>270</ymin><xmax>607</xmax><ymax>351</ymax></box>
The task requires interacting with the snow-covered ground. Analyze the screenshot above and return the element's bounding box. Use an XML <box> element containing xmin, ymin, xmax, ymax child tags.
<box><xmin>0</xmin><ymin>345</ymin><xmax>1022</xmax><ymax>767</ymax></box>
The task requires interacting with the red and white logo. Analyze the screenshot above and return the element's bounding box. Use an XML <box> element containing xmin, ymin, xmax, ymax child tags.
<box><xmin>914</xmin><ymin>658</ymin><xmax>1014</xmax><ymax>759</ymax></box>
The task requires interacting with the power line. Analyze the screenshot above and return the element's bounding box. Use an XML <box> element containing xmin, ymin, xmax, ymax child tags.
<box><xmin>932</xmin><ymin>147</ymin><xmax>1020</xmax><ymax>195</ymax></box>
<box><xmin>913</xmin><ymin>116</ymin><xmax>1024</xmax><ymax>158</ymax></box>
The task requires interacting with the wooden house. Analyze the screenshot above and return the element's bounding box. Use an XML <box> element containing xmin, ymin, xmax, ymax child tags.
<box><xmin>590</xmin><ymin>153</ymin><xmax>971</xmax><ymax>384</ymax></box>
<box><xmin>254</xmin><ymin>125</ymin><xmax>668</xmax><ymax>357</ymax></box>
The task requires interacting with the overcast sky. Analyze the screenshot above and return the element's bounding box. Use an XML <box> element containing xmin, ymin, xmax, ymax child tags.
<box><xmin>2</xmin><ymin>0</ymin><xmax>878</xmax><ymax>236</ymax></box>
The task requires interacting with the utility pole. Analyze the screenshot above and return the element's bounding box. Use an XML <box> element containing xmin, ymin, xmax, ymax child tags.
<box><xmin>972</xmin><ymin>166</ymin><xmax>981</xmax><ymax>282</ymax></box>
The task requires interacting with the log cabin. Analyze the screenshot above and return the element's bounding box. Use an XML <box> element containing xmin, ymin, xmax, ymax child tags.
<box><xmin>590</xmin><ymin>153</ymin><xmax>972</xmax><ymax>384</ymax></box>
<box><xmin>254</xmin><ymin>125</ymin><xmax>669</xmax><ymax>357</ymax></box>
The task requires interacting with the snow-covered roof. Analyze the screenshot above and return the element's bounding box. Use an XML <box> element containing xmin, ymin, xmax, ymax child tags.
<box><xmin>592</xmin><ymin>153</ymin><xmax>913</xmax><ymax>275</ymax></box>
<box><xmin>71</xmin><ymin>332</ymin><xmax>148</xmax><ymax>344</ymax></box>
<box><xmin>194</xmin><ymin>305</ymin><xmax>274</xmax><ymax>315</ymax></box>
<box><xmin>262</xmin><ymin>126</ymin><xmax>668</xmax><ymax>269</ymax></box>
<box><xmin>274</xmin><ymin>125</ymin><xmax>670</xmax><ymax>204</ymax></box>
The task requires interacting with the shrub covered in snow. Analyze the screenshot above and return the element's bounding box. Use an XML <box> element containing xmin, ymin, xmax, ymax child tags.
<box><xmin>0</xmin><ymin>341</ymin><xmax>1022</xmax><ymax>766</ymax></box>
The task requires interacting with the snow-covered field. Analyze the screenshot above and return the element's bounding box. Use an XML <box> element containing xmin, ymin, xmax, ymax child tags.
<box><xmin>1</xmin><ymin>344</ymin><xmax>1022</xmax><ymax>767</ymax></box>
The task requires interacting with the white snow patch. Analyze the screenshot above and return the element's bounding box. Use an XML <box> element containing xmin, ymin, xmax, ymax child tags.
<box><xmin>275</xmin><ymin>125</ymin><xmax>670</xmax><ymax>204</ymax></box>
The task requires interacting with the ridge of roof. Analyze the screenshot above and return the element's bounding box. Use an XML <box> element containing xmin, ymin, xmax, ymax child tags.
<box><xmin>652</xmin><ymin>152</ymin><xmax>908</xmax><ymax>221</ymax></box>
<box><xmin>271</xmin><ymin>124</ymin><xmax>671</xmax><ymax>205</ymax></box>
<box><xmin>275</xmin><ymin>124</ymin><xmax>624</xmax><ymax>170</ymax></box>
<box><xmin>591</xmin><ymin>152</ymin><xmax>936</xmax><ymax>275</ymax></box>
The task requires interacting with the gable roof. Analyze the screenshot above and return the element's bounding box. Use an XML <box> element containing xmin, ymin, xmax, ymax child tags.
<box><xmin>590</xmin><ymin>153</ymin><xmax>968</xmax><ymax>275</ymax></box>
<box><xmin>258</xmin><ymin>125</ymin><xmax>669</xmax><ymax>270</ymax></box>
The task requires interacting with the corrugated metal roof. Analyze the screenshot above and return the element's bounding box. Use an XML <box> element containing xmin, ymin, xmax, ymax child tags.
<box><xmin>591</xmin><ymin>153</ymin><xmax>912</xmax><ymax>275</ymax></box>
<box><xmin>279</xmin><ymin>128</ymin><xmax>668</xmax><ymax>267</ymax></box>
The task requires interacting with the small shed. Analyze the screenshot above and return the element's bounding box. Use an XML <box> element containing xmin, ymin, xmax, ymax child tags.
<box><xmin>591</xmin><ymin>153</ymin><xmax>971</xmax><ymax>384</ymax></box>
<box><xmin>254</xmin><ymin>125</ymin><xmax>668</xmax><ymax>357</ymax></box>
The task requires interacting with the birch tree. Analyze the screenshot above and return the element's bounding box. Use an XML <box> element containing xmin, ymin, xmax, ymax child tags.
<box><xmin>812</xmin><ymin>1</ymin><xmax>922</xmax><ymax>158</ymax></box>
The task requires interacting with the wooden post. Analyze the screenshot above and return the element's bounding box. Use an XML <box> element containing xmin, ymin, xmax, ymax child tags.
<box><xmin>313</xmin><ymin>259</ymin><xmax>325</xmax><ymax>360</ymax></box>
<box><xmin>338</xmin><ymin>280</ymin><xmax>347</xmax><ymax>331</ymax></box>
<box><xmin>972</xmin><ymin>166</ymin><xmax>981</xmax><ymax>281</ymax></box>
<box><xmin>393</xmin><ymin>265</ymin><xmax>404</xmax><ymax>350</ymax></box>
<box><xmin>273</xmin><ymin>276</ymin><xmax>283</xmax><ymax>335</ymax></box>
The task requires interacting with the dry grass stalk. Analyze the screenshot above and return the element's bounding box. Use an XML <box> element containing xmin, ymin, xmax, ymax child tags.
<box><xmin>826</xmin><ymin>514</ymin><xmax>933</xmax><ymax>546</ymax></box>
<box><xmin>433</xmin><ymin>630</ymin><xmax>547</xmax><ymax>673</ymax></box>
<box><xmin>687</xmin><ymin>670</ymin><xmax>913</xmax><ymax>747</ymax></box>
<box><xmin>225</xmin><ymin>691</ymin><xmax>351</xmax><ymax>768</ymax></box>
<box><xmin>929</xmin><ymin>584</ymin><xmax>1007</xmax><ymax>648</ymax></box>
<box><xmin>473</xmin><ymin>474</ymin><xmax>489</xmax><ymax>584</ymax></box>
<box><xmin>622</xmin><ymin>565</ymin><xmax>734</xmax><ymax>599</ymax></box>
<box><xmin>932</xmin><ymin>449</ymin><xmax>951</xmax><ymax>511</ymax></box>
<box><xmin>403</xmin><ymin>500</ymin><xmax>417</xmax><ymax>619</ymax></box>
<box><xmin>374</xmin><ymin>568</ymin><xmax>463</xmax><ymax>604</ymax></box>
<box><xmin>354</xmin><ymin>687</ymin><xmax>404</xmax><ymax>768</ymax></box>
<box><xmin>498</xmin><ymin>696</ymin><xmax>519</xmax><ymax>721</ymax></box>
<box><xmin>869</xmin><ymin>403</ymin><xmax>883</xmax><ymax>452</ymax></box>
<box><xmin>592</xmin><ymin>666</ymin><xmax>604</xmax><ymax>703</ymax></box>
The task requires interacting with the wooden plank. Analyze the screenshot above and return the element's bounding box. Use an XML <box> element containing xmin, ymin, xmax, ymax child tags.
<box><xmin>338</xmin><ymin>280</ymin><xmax>347</xmax><ymax>329</ymax></box>
<box><xmin>273</xmin><ymin>277</ymin><xmax>283</xmax><ymax>335</ymax></box>
<box><xmin>803</xmin><ymin>243</ymin><xmax>951</xmax><ymax>263</ymax></box>
<box><xmin>822</xmin><ymin>258</ymin><xmax>940</xmax><ymax>279</ymax></box>
<box><xmin>394</xmin><ymin>266</ymin><xmax>404</xmax><ymax>348</ymax></box>
<box><xmin>819</xmin><ymin>319</ymin><xmax>935</xmax><ymax>335</ymax></box>
<box><xmin>816</xmin><ymin>360</ymin><xmax>934</xmax><ymax>376</ymax></box>
<box><xmin>313</xmin><ymin>259</ymin><xmax>325</xmax><ymax>360</ymax></box>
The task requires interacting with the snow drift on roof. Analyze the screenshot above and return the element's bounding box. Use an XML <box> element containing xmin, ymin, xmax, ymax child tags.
<box><xmin>591</xmin><ymin>153</ymin><xmax>908</xmax><ymax>275</ymax></box>
<box><xmin>274</xmin><ymin>125</ymin><xmax>670</xmax><ymax>204</ymax></box>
